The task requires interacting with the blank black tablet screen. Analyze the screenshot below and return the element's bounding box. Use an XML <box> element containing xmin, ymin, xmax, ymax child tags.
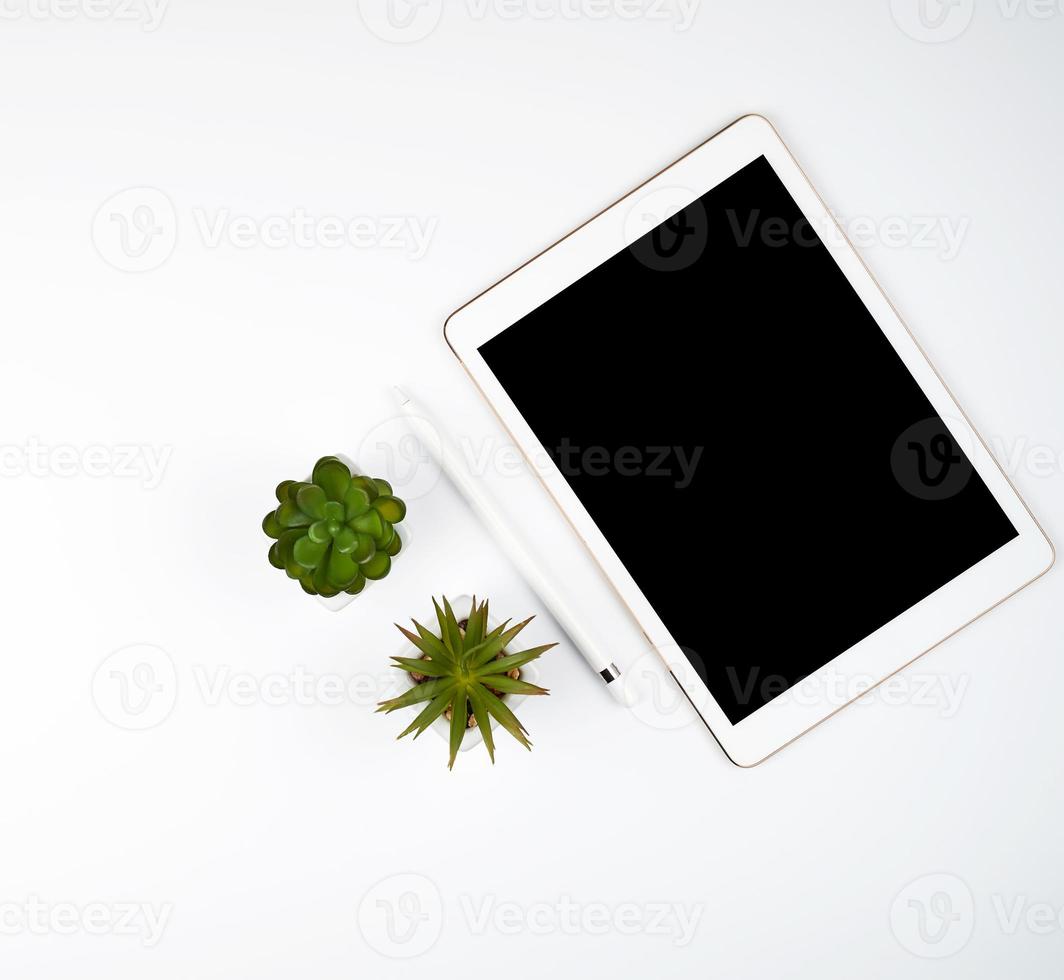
<box><xmin>478</xmin><ymin>155</ymin><xmax>1017</xmax><ymax>724</ymax></box>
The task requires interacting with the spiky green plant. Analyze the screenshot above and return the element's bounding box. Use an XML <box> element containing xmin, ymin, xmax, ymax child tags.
<box><xmin>378</xmin><ymin>596</ymin><xmax>555</xmax><ymax>769</ymax></box>
<box><xmin>262</xmin><ymin>455</ymin><xmax>407</xmax><ymax>598</ymax></box>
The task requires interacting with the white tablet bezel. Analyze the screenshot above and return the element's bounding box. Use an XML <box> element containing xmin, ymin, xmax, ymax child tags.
<box><xmin>443</xmin><ymin>114</ymin><xmax>1055</xmax><ymax>767</ymax></box>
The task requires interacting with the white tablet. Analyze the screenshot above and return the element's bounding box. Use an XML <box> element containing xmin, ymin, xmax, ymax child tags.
<box><xmin>443</xmin><ymin>114</ymin><xmax>1054</xmax><ymax>767</ymax></box>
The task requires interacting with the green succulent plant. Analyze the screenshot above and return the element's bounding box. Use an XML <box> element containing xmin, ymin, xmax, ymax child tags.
<box><xmin>263</xmin><ymin>456</ymin><xmax>407</xmax><ymax>598</ymax></box>
<box><xmin>377</xmin><ymin>596</ymin><xmax>555</xmax><ymax>769</ymax></box>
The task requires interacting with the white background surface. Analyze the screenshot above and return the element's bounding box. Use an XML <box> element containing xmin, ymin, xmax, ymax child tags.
<box><xmin>1</xmin><ymin>1</ymin><xmax>1062</xmax><ymax>976</ymax></box>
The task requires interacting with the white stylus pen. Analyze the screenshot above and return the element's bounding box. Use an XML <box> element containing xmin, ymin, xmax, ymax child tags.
<box><xmin>394</xmin><ymin>387</ymin><xmax>632</xmax><ymax>706</ymax></box>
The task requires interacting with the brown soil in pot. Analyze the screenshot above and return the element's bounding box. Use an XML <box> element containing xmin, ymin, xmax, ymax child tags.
<box><xmin>410</xmin><ymin>617</ymin><xmax>521</xmax><ymax>728</ymax></box>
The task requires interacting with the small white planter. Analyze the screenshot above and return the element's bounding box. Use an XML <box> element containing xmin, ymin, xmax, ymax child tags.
<box><xmin>388</xmin><ymin>594</ymin><xmax>541</xmax><ymax>753</ymax></box>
